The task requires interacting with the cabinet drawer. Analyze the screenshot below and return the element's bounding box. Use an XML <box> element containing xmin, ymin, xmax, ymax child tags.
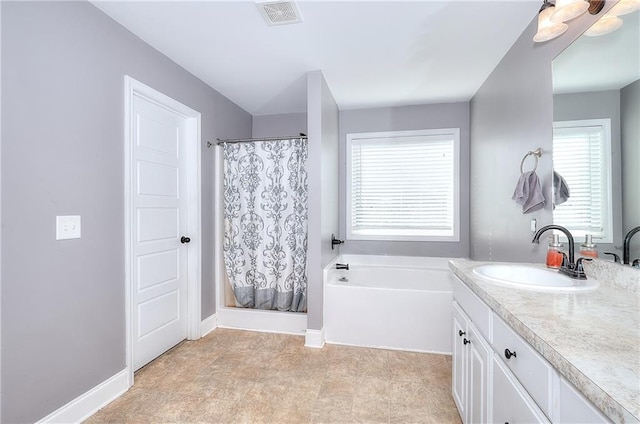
<box><xmin>558</xmin><ymin>377</ymin><xmax>610</xmax><ymax>423</ymax></box>
<box><xmin>492</xmin><ymin>313</ymin><xmax>554</xmax><ymax>417</ymax></box>
<box><xmin>493</xmin><ymin>357</ymin><xmax>550</xmax><ymax>424</ymax></box>
<box><xmin>452</xmin><ymin>276</ymin><xmax>491</xmax><ymax>340</ymax></box>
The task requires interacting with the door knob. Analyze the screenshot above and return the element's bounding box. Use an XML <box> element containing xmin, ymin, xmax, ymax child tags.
<box><xmin>181</xmin><ymin>236</ymin><xmax>191</xmax><ymax>244</ymax></box>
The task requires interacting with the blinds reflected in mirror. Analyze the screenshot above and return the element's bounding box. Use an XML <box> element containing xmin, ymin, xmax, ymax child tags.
<box><xmin>553</xmin><ymin>119</ymin><xmax>613</xmax><ymax>242</ymax></box>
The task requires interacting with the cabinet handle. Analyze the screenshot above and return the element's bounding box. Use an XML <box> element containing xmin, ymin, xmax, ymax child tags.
<box><xmin>504</xmin><ymin>348</ymin><xmax>517</xmax><ymax>359</ymax></box>
<box><xmin>458</xmin><ymin>330</ymin><xmax>466</xmax><ymax>337</ymax></box>
<box><xmin>463</xmin><ymin>338</ymin><xmax>471</xmax><ymax>345</ymax></box>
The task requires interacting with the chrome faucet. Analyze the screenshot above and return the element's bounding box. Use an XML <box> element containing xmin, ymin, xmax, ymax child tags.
<box><xmin>532</xmin><ymin>225</ymin><xmax>588</xmax><ymax>279</ymax></box>
<box><xmin>335</xmin><ymin>263</ymin><xmax>349</xmax><ymax>270</ymax></box>
<box><xmin>623</xmin><ymin>226</ymin><xmax>640</xmax><ymax>265</ymax></box>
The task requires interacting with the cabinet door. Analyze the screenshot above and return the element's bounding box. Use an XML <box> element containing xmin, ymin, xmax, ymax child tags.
<box><xmin>557</xmin><ymin>377</ymin><xmax>611</xmax><ymax>423</ymax></box>
<box><xmin>452</xmin><ymin>302</ymin><xmax>469</xmax><ymax>422</ymax></box>
<box><xmin>493</xmin><ymin>357</ymin><xmax>550</xmax><ymax>424</ymax></box>
<box><xmin>452</xmin><ymin>302</ymin><xmax>468</xmax><ymax>420</ymax></box>
<box><xmin>468</xmin><ymin>323</ymin><xmax>491</xmax><ymax>423</ymax></box>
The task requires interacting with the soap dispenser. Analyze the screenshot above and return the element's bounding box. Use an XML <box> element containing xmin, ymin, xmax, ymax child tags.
<box><xmin>546</xmin><ymin>234</ymin><xmax>564</xmax><ymax>269</ymax></box>
<box><xmin>580</xmin><ymin>234</ymin><xmax>598</xmax><ymax>258</ymax></box>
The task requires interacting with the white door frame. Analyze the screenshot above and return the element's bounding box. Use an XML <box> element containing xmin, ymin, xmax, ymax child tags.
<box><xmin>214</xmin><ymin>147</ymin><xmax>225</xmax><ymax>315</ymax></box>
<box><xmin>124</xmin><ymin>76</ymin><xmax>202</xmax><ymax>386</ymax></box>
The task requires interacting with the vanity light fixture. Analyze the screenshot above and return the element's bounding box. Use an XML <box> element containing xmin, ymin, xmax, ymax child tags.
<box><xmin>552</xmin><ymin>0</ymin><xmax>590</xmax><ymax>22</ymax></box>
<box><xmin>608</xmin><ymin>0</ymin><xmax>640</xmax><ymax>16</ymax></box>
<box><xmin>534</xmin><ymin>0</ymin><xmax>610</xmax><ymax>42</ymax></box>
<box><xmin>534</xmin><ymin>0</ymin><xmax>569</xmax><ymax>42</ymax></box>
<box><xmin>584</xmin><ymin>13</ymin><xmax>623</xmax><ymax>35</ymax></box>
<box><xmin>584</xmin><ymin>0</ymin><xmax>639</xmax><ymax>37</ymax></box>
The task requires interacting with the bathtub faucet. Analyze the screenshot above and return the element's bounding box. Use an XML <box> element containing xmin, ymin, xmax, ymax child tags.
<box><xmin>331</xmin><ymin>234</ymin><xmax>345</xmax><ymax>250</ymax></box>
<box><xmin>335</xmin><ymin>263</ymin><xmax>349</xmax><ymax>270</ymax></box>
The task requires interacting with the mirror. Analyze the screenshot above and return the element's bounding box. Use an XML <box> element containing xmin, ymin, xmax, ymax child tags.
<box><xmin>552</xmin><ymin>8</ymin><xmax>640</xmax><ymax>264</ymax></box>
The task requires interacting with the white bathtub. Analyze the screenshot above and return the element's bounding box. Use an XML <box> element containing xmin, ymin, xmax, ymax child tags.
<box><xmin>323</xmin><ymin>254</ymin><xmax>453</xmax><ymax>353</ymax></box>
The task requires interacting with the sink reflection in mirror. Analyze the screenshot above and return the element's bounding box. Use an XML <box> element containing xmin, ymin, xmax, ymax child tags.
<box><xmin>552</xmin><ymin>8</ymin><xmax>639</xmax><ymax>267</ymax></box>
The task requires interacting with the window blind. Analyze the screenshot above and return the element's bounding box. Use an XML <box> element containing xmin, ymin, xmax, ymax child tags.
<box><xmin>349</xmin><ymin>134</ymin><xmax>456</xmax><ymax>239</ymax></box>
<box><xmin>553</xmin><ymin>121</ymin><xmax>610</xmax><ymax>241</ymax></box>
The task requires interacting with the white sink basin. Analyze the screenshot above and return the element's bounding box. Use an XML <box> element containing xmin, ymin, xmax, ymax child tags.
<box><xmin>472</xmin><ymin>264</ymin><xmax>599</xmax><ymax>292</ymax></box>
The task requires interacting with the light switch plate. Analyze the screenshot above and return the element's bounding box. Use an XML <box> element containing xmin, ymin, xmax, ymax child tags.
<box><xmin>56</xmin><ymin>215</ymin><xmax>81</xmax><ymax>240</ymax></box>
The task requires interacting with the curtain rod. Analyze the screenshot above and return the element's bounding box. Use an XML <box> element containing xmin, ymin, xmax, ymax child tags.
<box><xmin>207</xmin><ymin>133</ymin><xmax>307</xmax><ymax>148</ymax></box>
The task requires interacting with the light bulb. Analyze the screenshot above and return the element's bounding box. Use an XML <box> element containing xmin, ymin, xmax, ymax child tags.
<box><xmin>584</xmin><ymin>14</ymin><xmax>624</xmax><ymax>36</ymax></box>
<box><xmin>534</xmin><ymin>2</ymin><xmax>569</xmax><ymax>42</ymax></box>
<box><xmin>551</xmin><ymin>0</ymin><xmax>589</xmax><ymax>22</ymax></box>
<box><xmin>609</xmin><ymin>0</ymin><xmax>640</xmax><ymax>16</ymax></box>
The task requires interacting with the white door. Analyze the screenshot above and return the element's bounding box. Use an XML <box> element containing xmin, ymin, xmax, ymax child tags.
<box><xmin>132</xmin><ymin>94</ymin><xmax>189</xmax><ymax>370</ymax></box>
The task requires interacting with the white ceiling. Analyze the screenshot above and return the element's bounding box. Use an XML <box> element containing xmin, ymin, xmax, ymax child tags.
<box><xmin>93</xmin><ymin>0</ymin><xmax>541</xmax><ymax>116</ymax></box>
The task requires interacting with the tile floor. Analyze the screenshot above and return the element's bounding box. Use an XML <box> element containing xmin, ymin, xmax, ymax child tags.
<box><xmin>86</xmin><ymin>329</ymin><xmax>461</xmax><ymax>424</ymax></box>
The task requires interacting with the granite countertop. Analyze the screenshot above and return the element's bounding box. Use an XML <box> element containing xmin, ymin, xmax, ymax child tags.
<box><xmin>449</xmin><ymin>259</ymin><xmax>640</xmax><ymax>424</ymax></box>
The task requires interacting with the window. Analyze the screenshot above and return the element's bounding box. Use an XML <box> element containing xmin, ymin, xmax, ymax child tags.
<box><xmin>553</xmin><ymin>119</ymin><xmax>612</xmax><ymax>243</ymax></box>
<box><xmin>346</xmin><ymin>129</ymin><xmax>460</xmax><ymax>241</ymax></box>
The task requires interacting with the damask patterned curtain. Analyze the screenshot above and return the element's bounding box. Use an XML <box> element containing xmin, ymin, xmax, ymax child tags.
<box><xmin>223</xmin><ymin>138</ymin><xmax>308</xmax><ymax>312</ymax></box>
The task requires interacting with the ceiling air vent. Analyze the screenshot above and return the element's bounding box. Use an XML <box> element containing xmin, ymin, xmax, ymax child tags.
<box><xmin>256</xmin><ymin>1</ymin><xmax>303</xmax><ymax>26</ymax></box>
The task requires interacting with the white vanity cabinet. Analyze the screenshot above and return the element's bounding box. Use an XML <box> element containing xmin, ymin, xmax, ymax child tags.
<box><xmin>452</xmin><ymin>302</ymin><xmax>468</xmax><ymax>419</ymax></box>
<box><xmin>557</xmin><ymin>377</ymin><xmax>610</xmax><ymax>423</ymax></box>
<box><xmin>453</xmin><ymin>302</ymin><xmax>491</xmax><ymax>424</ymax></box>
<box><xmin>492</xmin><ymin>313</ymin><xmax>554</xmax><ymax>417</ymax></box>
<box><xmin>451</xmin><ymin>275</ymin><xmax>610</xmax><ymax>424</ymax></box>
<box><xmin>492</xmin><ymin>356</ymin><xmax>550</xmax><ymax>424</ymax></box>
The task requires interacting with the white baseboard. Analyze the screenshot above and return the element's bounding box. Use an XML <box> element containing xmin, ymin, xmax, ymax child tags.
<box><xmin>200</xmin><ymin>313</ymin><xmax>218</xmax><ymax>337</ymax></box>
<box><xmin>217</xmin><ymin>307</ymin><xmax>307</xmax><ymax>335</ymax></box>
<box><xmin>305</xmin><ymin>328</ymin><xmax>325</xmax><ymax>348</ymax></box>
<box><xmin>324</xmin><ymin>339</ymin><xmax>453</xmax><ymax>355</ymax></box>
<box><xmin>36</xmin><ymin>369</ymin><xmax>129</xmax><ymax>424</ymax></box>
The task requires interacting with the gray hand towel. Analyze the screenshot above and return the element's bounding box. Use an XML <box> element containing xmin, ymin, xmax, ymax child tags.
<box><xmin>553</xmin><ymin>171</ymin><xmax>570</xmax><ymax>207</ymax></box>
<box><xmin>512</xmin><ymin>171</ymin><xmax>545</xmax><ymax>214</ymax></box>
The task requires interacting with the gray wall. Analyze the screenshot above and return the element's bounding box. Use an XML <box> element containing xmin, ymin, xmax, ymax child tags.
<box><xmin>0</xmin><ymin>2</ymin><xmax>3</xmax><ymax>418</ymax></box>
<box><xmin>338</xmin><ymin>103</ymin><xmax>470</xmax><ymax>258</ymax></box>
<box><xmin>252</xmin><ymin>113</ymin><xmax>307</xmax><ymax>138</ymax></box>
<box><xmin>0</xmin><ymin>0</ymin><xmax>3</xmax><ymax>422</ymax></box>
<box><xmin>306</xmin><ymin>71</ymin><xmax>339</xmax><ymax>331</ymax></box>
<box><xmin>1</xmin><ymin>2</ymin><xmax>251</xmax><ymax>422</ymax></box>
<box><xmin>621</xmin><ymin>79</ymin><xmax>640</xmax><ymax>259</ymax></box>
<box><xmin>319</xmin><ymin>81</ymin><xmax>340</xmax><ymax>271</ymax></box>
<box><xmin>553</xmin><ymin>90</ymin><xmax>623</xmax><ymax>252</ymax></box>
<box><xmin>469</xmin><ymin>9</ymin><xmax>611</xmax><ymax>262</ymax></box>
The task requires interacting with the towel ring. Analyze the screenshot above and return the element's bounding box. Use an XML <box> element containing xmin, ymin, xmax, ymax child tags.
<box><xmin>520</xmin><ymin>148</ymin><xmax>542</xmax><ymax>174</ymax></box>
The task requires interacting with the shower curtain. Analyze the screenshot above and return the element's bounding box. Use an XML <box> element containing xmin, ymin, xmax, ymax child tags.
<box><xmin>222</xmin><ymin>138</ymin><xmax>308</xmax><ymax>312</ymax></box>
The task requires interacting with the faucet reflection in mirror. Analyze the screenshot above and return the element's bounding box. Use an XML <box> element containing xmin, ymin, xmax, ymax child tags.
<box><xmin>532</xmin><ymin>225</ymin><xmax>592</xmax><ymax>279</ymax></box>
<box><xmin>623</xmin><ymin>226</ymin><xmax>640</xmax><ymax>265</ymax></box>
